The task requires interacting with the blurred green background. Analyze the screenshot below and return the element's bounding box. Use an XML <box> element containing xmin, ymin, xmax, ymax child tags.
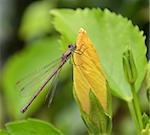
<box><xmin>0</xmin><ymin>0</ymin><xmax>149</xmax><ymax>135</ymax></box>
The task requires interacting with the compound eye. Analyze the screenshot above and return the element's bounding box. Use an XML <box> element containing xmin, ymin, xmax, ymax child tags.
<box><xmin>68</xmin><ymin>44</ymin><xmax>72</xmax><ymax>48</ymax></box>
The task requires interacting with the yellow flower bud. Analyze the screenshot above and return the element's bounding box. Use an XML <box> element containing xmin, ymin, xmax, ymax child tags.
<box><xmin>73</xmin><ymin>28</ymin><xmax>107</xmax><ymax>114</ymax></box>
<box><xmin>73</xmin><ymin>28</ymin><xmax>111</xmax><ymax>134</ymax></box>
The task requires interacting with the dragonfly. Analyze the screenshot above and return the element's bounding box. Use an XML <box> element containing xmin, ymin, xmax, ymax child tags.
<box><xmin>17</xmin><ymin>44</ymin><xmax>76</xmax><ymax>113</ymax></box>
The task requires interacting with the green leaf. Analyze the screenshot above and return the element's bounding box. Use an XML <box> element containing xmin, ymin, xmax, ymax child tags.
<box><xmin>89</xmin><ymin>90</ymin><xmax>106</xmax><ymax>134</ymax></box>
<box><xmin>51</xmin><ymin>8</ymin><xmax>147</xmax><ymax>101</ymax></box>
<box><xmin>0</xmin><ymin>129</ymin><xmax>10</xmax><ymax>135</ymax></box>
<box><xmin>4</xmin><ymin>119</ymin><xmax>63</xmax><ymax>135</ymax></box>
<box><xmin>89</xmin><ymin>90</ymin><xmax>111</xmax><ymax>134</ymax></box>
<box><xmin>2</xmin><ymin>36</ymin><xmax>61</xmax><ymax>118</ymax></box>
<box><xmin>19</xmin><ymin>1</ymin><xmax>54</xmax><ymax>40</ymax></box>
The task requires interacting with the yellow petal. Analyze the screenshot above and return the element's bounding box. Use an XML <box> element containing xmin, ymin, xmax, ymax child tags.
<box><xmin>73</xmin><ymin>28</ymin><xmax>107</xmax><ymax>114</ymax></box>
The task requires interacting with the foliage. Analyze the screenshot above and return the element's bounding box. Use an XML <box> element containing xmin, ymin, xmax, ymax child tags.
<box><xmin>2</xmin><ymin>36</ymin><xmax>61</xmax><ymax>118</ymax></box>
<box><xmin>0</xmin><ymin>119</ymin><xmax>63</xmax><ymax>135</ymax></box>
<box><xmin>19</xmin><ymin>0</ymin><xmax>55</xmax><ymax>40</ymax></box>
<box><xmin>51</xmin><ymin>8</ymin><xmax>147</xmax><ymax>101</ymax></box>
<box><xmin>1</xmin><ymin>5</ymin><xmax>149</xmax><ymax>135</ymax></box>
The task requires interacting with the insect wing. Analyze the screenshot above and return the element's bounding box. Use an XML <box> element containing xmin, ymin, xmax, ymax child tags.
<box><xmin>45</xmin><ymin>67</ymin><xmax>62</xmax><ymax>107</ymax></box>
<box><xmin>16</xmin><ymin>58</ymin><xmax>61</xmax><ymax>99</ymax></box>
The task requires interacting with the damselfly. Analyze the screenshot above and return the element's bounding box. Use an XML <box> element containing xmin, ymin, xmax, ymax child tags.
<box><xmin>17</xmin><ymin>44</ymin><xmax>76</xmax><ymax>113</ymax></box>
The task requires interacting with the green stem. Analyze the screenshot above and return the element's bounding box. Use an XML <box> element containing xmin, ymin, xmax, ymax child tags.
<box><xmin>131</xmin><ymin>83</ymin><xmax>143</xmax><ymax>130</ymax></box>
<box><xmin>127</xmin><ymin>101</ymin><xmax>139</xmax><ymax>131</ymax></box>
